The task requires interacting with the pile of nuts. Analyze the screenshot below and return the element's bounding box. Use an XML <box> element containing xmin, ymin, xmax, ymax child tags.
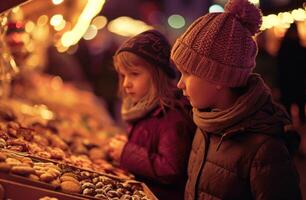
<box><xmin>0</xmin><ymin>152</ymin><xmax>151</xmax><ymax>199</ymax></box>
<box><xmin>77</xmin><ymin>170</ymin><xmax>150</xmax><ymax>200</ymax></box>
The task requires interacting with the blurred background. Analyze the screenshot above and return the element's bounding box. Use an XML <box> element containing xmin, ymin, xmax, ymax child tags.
<box><xmin>0</xmin><ymin>0</ymin><xmax>305</xmax><ymax>198</ymax></box>
<box><xmin>0</xmin><ymin>0</ymin><xmax>305</xmax><ymax>121</ymax></box>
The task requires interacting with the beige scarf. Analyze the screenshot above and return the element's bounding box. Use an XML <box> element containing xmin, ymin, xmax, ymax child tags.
<box><xmin>193</xmin><ymin>74</ymin><xmax>291</xmax><ymax>135</ymax></box>
<box><xmin>121</xmin><ymin>95</ymin><xmax>159</xmax><ymax>123</ymax></box>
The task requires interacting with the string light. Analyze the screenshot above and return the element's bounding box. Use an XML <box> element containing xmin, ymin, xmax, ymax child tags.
<box><xmin>261</xmin><ymin>7</ymin><xmax>306</xmax><ymax>31</ymax></box>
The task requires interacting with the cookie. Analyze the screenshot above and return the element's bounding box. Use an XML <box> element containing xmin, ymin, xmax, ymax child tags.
<box><xmin>40</xmin><ymin>173</ymin><xmax>55</xmax><ymax>182</ymax></box>
<box><xmin>60</xmin><ymin>181</ymin><xmax>81</xmax><ymax>193</ymax></box>
<box><xmin>28</xmin><ymin>174</ymin><xmax>40</xmax><ymax>181</ymax></box>
<box><xmin>11</xmin><ymin>165</ymin><xmax>35</xmax><ymax>175</ymax></box>
<box><xmin>0</xmin><ymin>153</ymin><xmax>7</xmax><ymax>162</ymax></box>
<box><xmin>60</xmin><ymin>176</ymin><xmax>79</xmax><ymax>185</ymax></box>
<box><xmin>0</xmin><ymin>162</ymin><xmax>11</xmax><ymax>172</ymax></box>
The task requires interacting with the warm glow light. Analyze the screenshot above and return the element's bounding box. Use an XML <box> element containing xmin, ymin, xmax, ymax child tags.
<box><xmin>52</xmin><ymin>0</ymin><xmax>64</xmax><ymax>5</ymax></box>
<box><xmin>108</xmin><ymin>16</ymin><xmax>153</xmax><ymax>37</ymax></box>
<box><xmin>279</xmin><ymin>12</ymin><xmax>294</xmax><ymax>24</ymax></box>
<box><xmin>83</xmin><ymin>25</ymin><xmax>98</xmax><ymax>40</ymax></box>
<box><xmin>291</xmin><ymin>8</ymin><xmax>306</xmax><ymax>21</ymax></box>
<box><xmin>37</xmin><ymin>15</ymin><xmax>49</xmax><ymax>26</ymax></box>
<box><xmin>25</xmin><ymin>21</ymin><xmax>35</xmax><ymax>33</ymax></box>
<box><xmin>168</xmin><ymin>14</ymin><xmax>185</xmax><ymax>29</ymax></box>
<box><xmin>67</xmin><ymin>45</ymin><xmax>79</xmax><ymax>55</ymax></box>
<box><xmin>61</xmin><ymin>0</ymin><xmax>106</xmax><ymax>47</ymax></box>
<box><xmin>92</xmin><ymin>16</ymin><xmax>108</xmax><ymax>30</ymax></box>
<box><xmin>209</xmin><ymin>4</ymin><xmax>224</xmax><ymax>13</ymax></box>
<box><xmin>50</xmin><ymin>14</ymin><xmax>63</xmax><ymax>27</ymax></box>
<box><xmin>51</xmin><ymin>76</ymin><xmax>63</xmax><ymax>90</ymax></box>
<box><xmin>57</xmin><ymin>45</ymin><xmax>69</xmax><ymax>53</ymax></box>
<box><xmin>261</xmin><ymin>7</ymin><xmax>306</xmax><ymax>30</ymax></box>
<box><xmin>249</xmin><ymin>0</ymin><xmax>259</xmax><ymax>6</ymax></box>
<box><xmin>12</xmin><ymin>6</ymin><xmax>20</xmax><ymax>13</ymax></box>
<box><xmin>54</xmin><ymin>20</ymin><xmax>66</xmax><ymax>31</ymax></box>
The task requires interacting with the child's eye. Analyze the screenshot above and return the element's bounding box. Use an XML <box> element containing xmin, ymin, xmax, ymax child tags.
<box><xmin>130</xmin><ymin>72</ymin><xmax>139</xmax><ymax>76</ymax></box>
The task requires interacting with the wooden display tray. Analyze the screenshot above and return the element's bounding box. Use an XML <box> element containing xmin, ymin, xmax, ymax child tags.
<box><xmin>0</xmin><ymin>178</ymin><xmax>87</xmax><ymax>200</ymax></box>
<box><xmin>0</xmin><ymin>149</ymin><xmax>158</xmax><ymax>200</ymax></box>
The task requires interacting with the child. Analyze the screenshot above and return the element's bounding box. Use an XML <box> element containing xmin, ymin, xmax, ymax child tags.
<box><xmin>170</xmin><ymin>0</ymin><xmax>302</xmax><ymax>199</ymax></box>
<box><xmin>108</xmin><ymin>30</ymin><xmax>195</xmax><ymax>200</ymax></box>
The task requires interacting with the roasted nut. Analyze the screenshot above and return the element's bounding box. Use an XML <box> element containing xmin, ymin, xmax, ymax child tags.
<box><xmin>131</xmin><ymin>195</ymin><xmax>141</xmax><ymax>200</ymax></box>
<box><xmin>48</xmin><ymin>165</ymin><xmax>61</xmax><ymax>172</ymax></box>
<box><xmin>28</xmin><ymin>174</ymin><xmax>40</xmax><ymax>181</ymax></box>
<box><xmin>81</xmin><ymin>182</ymin><xmax>95</xmax><ymax>190</ymax></box>
<box><xmin>35</xmin><ymin>170</ymin><xmax>46</xmax><ymax>176</ymax></box>
<box><xmin>0</xmin><ymin>162</ymin><xmax>11</xmax><ymax>172</ymax></box>
<box><xmin>0</xmin><ymin>131</ymin><xmax>8</xmax><ymax>140</ymax></box>
<box><xmin>120</xmin><ymin>194</ymin><xmax>132</xmax><ymax>200</ymax></box>
<box><xmin>94</xmin><ymin>193</ymin><xmax>108</xmax><ymax>199</ymax></box>
<box><xmin>102</xmin><ymin>184</ymin><xmax>112</xmax><ymax>193</ymax></box>
<box><xmin>95</xmin><ymin>188</ymin><xmax>105</xmax><ymax>194</ymax></box>
<box><xmin>80</xmin><ymin>171</ymin><xmax>91</xmax><ymax>179</ymax></box>
<box><xmin>50</xmin><ymin>148</ymin><xmax>65</xmax><ymax>160</ymax></box>
<box><xmin>60</xmin><ymin>176</ymin><xmax>79</xmax><ymax>185</ymax></box>
<box><xmin>117</xmin><ymin>188</ymin><xmax>127</xmax><ymax>196</ymax></box>
<box><xmin>95</xmin><ymin>181</ymin><xmax>104</xmax><ymax>189</ymax></box>
<box><xmin>40</xmin><ymin>173</ymin><xmax>55</xmax><ymax>182</ymax></box>
<box><xmin>62</xmin><ymin>172</ymin><xmax>77</xmax><ymax>179</ymax></box>
<box><xmin>35</xmin><ymin>151</ymin><xmax>51</xmax><ymax>159</ymax></box>
<box><xmin>0</xmin><ymin>153</ymin><xmax>7</xmax><ymax>162</ymax></box>
<box><xmin>107</xmin><ymin>190</ymin><xmax>119</xmax><ymax>198</ymax></box>
<box><xmin>6</xmin><ymin>158</ymin><xmax>22</xmax><ymax>166</ymax></box>
<box><xmin>51</xmin><ymin>179</ymin><xmax>61</xmax><ymax>187</ymax></box>
<box><xmin>17</xmin><ymin>128</ymin><xmax>34</xmax><ymax>141</ymax></box>
<box><xmin>80</xmin><ymin>179</ymin><xmax>92</xmax><ymax>184</ymax></box>
<box><xmin>0</xmin><ymin>138</ymin><xmax>6</xmax><ymax>148</ymax></box>
<box><xmin>61</xmin><ymin>181</ymin><xmax>81</xmax><ymax>193</ymax></box>
<box><xmin>7</xmin><ymin>128</ymin><xmax>17</xmax><ymax>137</ymax></box>
<box><xmin>92</xmin><ymin>177</ymin><xmax>99</xmax><ymax>184</ymax></box>
<box><xmin>20</xmin><ymin>157</ymin><xmax>33</xmax><ymax>166</ymax></box>
<box><xmin>82</xmin><ymin>188</ymin><xmax>95</xmax><ymax>195</ymax></box>
<box><xmin>133</xmin><ymin>191</ymin><xmax>145</xmax><ymax>197</ymax></box>
<box><xmin>7</xmin><ymin>145</ymin><xmax>25</xmax><ymax>152</ymax></box>
<box><xmin>131</xmin><ymin>185</ymin><xmax>142</xmax><ymax>192</ymax></box>
<box><xmin>11</xmin><ymin>165</ymin><xmax>35</xmax><ymax>175</ymax></box>
<box><xmin>47</xmin><ymin>168</ymin><xmax>61</xmax><ymax>177</ymax></box>
<box><xmin>7</xmin><ymin>121</ymin><xmax>20</xmax><ymax>129</ymax></box>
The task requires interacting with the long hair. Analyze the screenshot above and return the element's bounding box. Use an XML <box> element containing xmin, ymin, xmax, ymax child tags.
<box><xmin>113</xmin><ymin>51</ymin><xmax>181</xmax><ymax>111</ymax></box>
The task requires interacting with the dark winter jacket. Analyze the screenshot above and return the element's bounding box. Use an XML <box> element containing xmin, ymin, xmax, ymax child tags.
<box><xmin>185</xmin><ymin>106</ymin><xmax>301</xmax><ymax>200</ymax></box>
<box><xmin>120</xmin><ymin>104</ymin><xmax>195</xmax><ymax>200</ymax></box>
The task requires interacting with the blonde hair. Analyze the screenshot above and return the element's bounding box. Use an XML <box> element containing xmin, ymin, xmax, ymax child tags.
<box><xmin>113</xmin><ymin>51</ymin><xmax>180</xmax><ymax>111</ymax></box>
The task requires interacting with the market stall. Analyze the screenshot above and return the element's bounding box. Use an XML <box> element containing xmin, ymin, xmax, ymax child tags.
<box><xmin>0</xmin><ymin>0</ymin><xmax>157</xmax><ymax>199</ymax></box>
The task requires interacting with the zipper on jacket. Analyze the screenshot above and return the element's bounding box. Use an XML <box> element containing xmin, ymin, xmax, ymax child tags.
<box><xmin>193</xmin><ymin>129</ymin><xmax>210</xmax><ymax>199</ymax></box>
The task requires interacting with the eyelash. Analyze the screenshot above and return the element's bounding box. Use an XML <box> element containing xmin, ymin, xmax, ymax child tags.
<box><xmin>130</xmin><ymin>72</ymin><xmax>139</xmax><ymax>76</ymax></box>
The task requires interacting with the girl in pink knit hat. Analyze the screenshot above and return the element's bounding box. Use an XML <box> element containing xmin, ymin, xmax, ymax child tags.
<box><xmin>107</xmin><ymin>30</ymin><xmax>195</xmax><ymax>200</ymax></box>
<box><xmin>171</xmin><ymin>0</ymin><xmax>301</xmax><ymax>199</ymax></box>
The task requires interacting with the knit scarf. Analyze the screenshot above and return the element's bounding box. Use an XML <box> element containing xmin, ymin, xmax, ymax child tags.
<box><xmin>121</xmin><ymin>95</ymin><xmax>159</xmax><ymax>123</ymax></box>
<box><xmin>193</xmin><ymin>74</ymin><xmax>291</xmax><ymax>135</ymax></box>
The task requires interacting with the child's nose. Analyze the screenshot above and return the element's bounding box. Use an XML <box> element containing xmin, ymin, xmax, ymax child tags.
<box><xmin>123</xmin><ymin>78</ymin><xmax>132</xmax><ymax>88</ymax></box>
<box><xmin>177</xmin><ymin>77</ymin><xmax>185</xmax><ymax>89</ymax></box>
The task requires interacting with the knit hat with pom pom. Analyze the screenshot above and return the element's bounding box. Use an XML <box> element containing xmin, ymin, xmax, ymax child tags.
<box><xmin>171</xmin><ymin>0</ymin><xmax>262</xmax><ymax>87</ymax></box>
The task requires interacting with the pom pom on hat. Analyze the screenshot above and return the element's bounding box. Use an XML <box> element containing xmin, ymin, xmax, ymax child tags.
<box><xmin>225</xmin><ymin>0</ymin><xmax>262</xmax><ymax>35</ymax></box>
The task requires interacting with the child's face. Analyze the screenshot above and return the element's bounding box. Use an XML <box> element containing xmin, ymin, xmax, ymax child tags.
<box><xmin>177</xmin><ymin>68</ymin><xmax>220</xmax><ymax>110</ymax></box>
<box><xmin>118</xmin><ymin>65</ymin><xmax>153</xmax><ymax>103</ymax></box>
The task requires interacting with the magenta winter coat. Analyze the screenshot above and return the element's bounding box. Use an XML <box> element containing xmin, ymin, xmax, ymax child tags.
<box><xmin>120</xmin><ymin>105</ymin><xmax>195</xmax><ymax>200</ymax></box>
